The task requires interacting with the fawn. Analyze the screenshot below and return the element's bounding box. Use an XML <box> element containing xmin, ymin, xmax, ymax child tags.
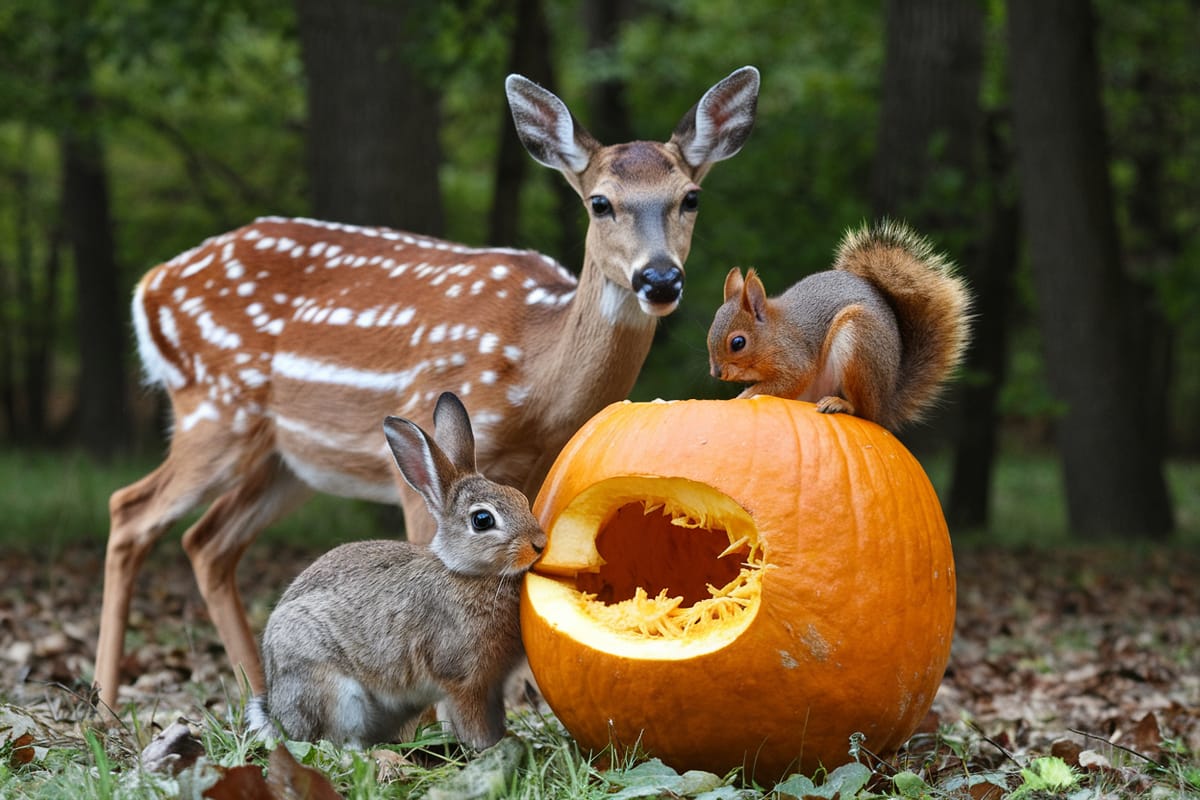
<box><xmin>95</xmin><ymin>67</ymin><xmax>759</xmax><ymax>707</ymax></box>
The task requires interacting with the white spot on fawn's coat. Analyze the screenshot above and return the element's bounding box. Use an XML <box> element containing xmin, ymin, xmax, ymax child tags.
<box><xmin>180</xmin><ymin>252</ymin><xmax>214</xmax><ymax>278</ymax></box>
<box><xmin>179</xmin><ymin>401</ymin><xmax>220</xmax><ymax>432</ymax></box>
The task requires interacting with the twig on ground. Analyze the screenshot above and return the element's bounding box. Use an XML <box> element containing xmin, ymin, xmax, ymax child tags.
<box><xmin>1068</xmin><ymin>727</ymin><xmax>1158</xmax><ymax>765</ymax></box>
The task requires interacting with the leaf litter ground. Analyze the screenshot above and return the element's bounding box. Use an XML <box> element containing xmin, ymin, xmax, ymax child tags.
<box><xmin>1</xmin><ymin>540</ymin><xmax>1197</xmax><ymax>796</ymax></box>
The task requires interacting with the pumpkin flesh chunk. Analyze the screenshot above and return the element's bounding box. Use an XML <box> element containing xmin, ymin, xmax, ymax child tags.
<box><xmin>532</xmin><ymin>476</ymin><xmax>766</xmax><ymax>652</ymax></box>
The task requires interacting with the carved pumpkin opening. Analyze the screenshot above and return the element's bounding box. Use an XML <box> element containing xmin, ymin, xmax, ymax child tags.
<box><xmin>576</xmin><ymin>501</ymin><xmax>746</xmax><ymax>604</ymax></box>
<box><xmin>531</xmin><ymin>476</ymin><xmax>766</xmax><ymax>646</ymax></box>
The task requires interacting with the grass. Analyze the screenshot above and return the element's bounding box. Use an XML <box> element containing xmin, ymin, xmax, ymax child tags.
<box><xmin>1</xmin><ymin>446</ymin><xmax>1197</xmax><ymax>551</ymax></box>
<box><xmin>0</xmin><ymin>449</ymin><xmax>391</xmax><ymax>553</ymax></box>
<box><xmin>4</xmin><ymin>703</ymin><xmax>1198</xmax><ymax>799</ymax></box>
<box><xmin>922</xmin><ymin>450</ymin><xmax>1200</xmax><ymax>547</ymax></box>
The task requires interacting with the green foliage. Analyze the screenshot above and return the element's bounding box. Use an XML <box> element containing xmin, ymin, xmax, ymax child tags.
<box><xmin>890</xmin><ymin>769</ymin><xmax>932</xmax><ymax>798</ymax></box>
<box><xmin>610</xmin><ymin>1</ymin><xmax>884</xmax><ymax>400</ymax></box>
<box><xmin>1096</xmin><ymin>0</ymin><xmax>1200</xmax><ymax>447</ymax></box>
<box><xmin>0</xmin><ymin>0</ymin><xmax>1198</xmax><ymax>474</ymax></box>
<box><xmin>0</xmin><ymin>0</ymin><xmax>306</xmax><ymax>440</ymax></box>
<box><xmin>82</xmin><ymin>729</ymin><xmax>119</xmax><ymax>800</ymax></box>
<box><xmin>97</xmin><ymin>5</ymin><xmax>307</xmax><ymax>269</ymax></box>
<box><xmin>774</xmin><ymin>761</ymin><xmax>871</xmax><ymax>799</ymax></box>
<box><xmin>998</xmin><ymin>328</ymin><xmax>1070</xmax><ymax>424</ymax></box>
<box><xmin>1009</xmin><ymin>756</ymin><xmax>1079</xmax><ymax>799</ymax></box>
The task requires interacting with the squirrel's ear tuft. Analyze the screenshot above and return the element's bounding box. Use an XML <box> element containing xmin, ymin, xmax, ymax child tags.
<box><xmin>723</xmin><ymin>267</ymin><xmax>745</xmax><ymax>302</ymax></box>
<box><xmin>743</xmin><ymin>270</ymin><xmax>768</xmax><ymax>322</ymax></box>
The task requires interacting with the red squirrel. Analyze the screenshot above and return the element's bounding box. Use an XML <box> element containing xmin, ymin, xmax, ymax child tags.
<box><xmin>706</xmin><ymin>220</ymin><xmax>971</xmax><ymax>431</ymax></box>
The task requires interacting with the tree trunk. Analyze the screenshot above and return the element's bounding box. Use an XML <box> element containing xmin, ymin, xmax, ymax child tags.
<box><xmin>28</xmin><ymin>230</ymin><xmax>62</xmax><ymax>442</ymax></box>
<box><xmin>0</xmin><ymin>254</ymin><xmax>14</xmax><ymax>439</ymax></box>
<box><xmin>947</xmin><ymin>113</ymin><xmax>1018</xmax><ymax>530</ymax></box>
<box><xmin>871</xmin><ymin>0</ymin><xmax>984</xmax><ymax>226</ymax></box>
<box><xmin>487</xmin><ymin>0</ymin><xmax>578</xmax><ymax>258</ymax></box>
<box><xmin>1124</xmin><ymin>43</ymin><xmax>1181</xmax><ymax>458</ymax></box>
<box><xmin>12</xmin><ymin>148</ymin><xmax>35</xmax><ymax>443</ymax></box>
<box><xmin>582</xmin><ymin>0</ymin><xmax>634</xmax><ymax>145</ymax></box>
<box><xmin>871</xmin><ymin>0</ymin><xmax>1012</xmax><ymax>532</ymax></box>
<box><xmin>1007</xmin><ymin>0</ymin><xmax>1173</xmax><ymax>539</ymax></box>
<box><xmin>61</xmin><ymin>116</ymin><xmax>130</xmax><ymax>459</ymax></box>
<box><xmin>295</xmin><ymin>0</ymin><xmax>444</xmax><ymax>234</ymax></box>
<box><xmin>56</xmin><ymin>1</ymin><xmax>130</xmax><ymax>460</ymax></box>
<box><xmin>489</xmin><ymin>0</ymin><xmax>552</xmax><ymax>248</ymax></box>
<box><xmin>12</xmin><ymin>129</ymin><xmax>61</xmax><ymax>444</ymax></box>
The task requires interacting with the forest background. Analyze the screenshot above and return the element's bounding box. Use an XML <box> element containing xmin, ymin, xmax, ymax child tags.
<box><xmin>0</xmin><ymin>0</ymin><xmax>1197</xmax><ymax>544</ymax></box>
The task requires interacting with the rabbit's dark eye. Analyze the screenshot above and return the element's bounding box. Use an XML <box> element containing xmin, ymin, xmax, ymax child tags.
<box><xmin>470</xmin><ymin>509</ymin><xmax>496</xmax><ymax>532</ymax></box>
<box><xmin>681</xmin><ymin>189</ymin><xmax>700</xmax><ymax>212</ymax></box>
<box><xmin>730</xmin><ymin>334</ymin><xmax>747</xmax><ymax>352</ymax></box>
<box><xmin>590</xmin><ymin>195</ymin><xmax>613</xmax><ymax>218</ymax></box>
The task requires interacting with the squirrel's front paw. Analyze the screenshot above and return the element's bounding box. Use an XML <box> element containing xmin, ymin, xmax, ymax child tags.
<box><xmin>816</xmin><ymin>396</ymin><xmax>855</xmax><ymax>416</ymax></box>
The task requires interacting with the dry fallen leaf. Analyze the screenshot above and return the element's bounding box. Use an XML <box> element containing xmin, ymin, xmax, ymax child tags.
<box><xmin>203</xmin><ymin>764</ymin><xmax>275</xmax><ymax>800</ymax></box>
<box><xmin>968</xmin><ymin>779</ymin><xmax>1006</xmax><ymax>800</ymax></box>
<box><xmin>1049</xmin><ymin>738</ymin><xmax>1082</xmax><ymax>765</ymax></box>
<box><xmin>7</xmin><ymin>732</ymin><xmax>34</xmax><ymax>767</ymax></box>
<box><xmin>267</xmin><ymin>742</ymin><xmax>344</xmax><ymax>800</ymax></box>
<box><xmin>0</xmin><ymin>703</ymin><xmax>59</xmax><ymax>764</ymax></box>
<box><xmin>140</xmin><ymin>718</ymin><xmax>205</xmax><ymax>775</ymax></box>
<box><xmin>1128</xmin><ymin>711</ymin><xmax>1164</xmax><ymax>762</ymax></box>
<box><xmin>201</xmin><ymin>744</ymin><xmax>344</xmax><ymax>800</ymax></box>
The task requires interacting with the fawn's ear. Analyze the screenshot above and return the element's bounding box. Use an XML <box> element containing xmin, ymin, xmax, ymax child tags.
<box><xmin>384</xmin><ymin>416</ymin><xmax>456</xmax><ymax>512</ymax></box>
<box><xmin>670</xmin><ymin>66</ymin><xmax>760</xmax><ymax>181</ymax></box>
<box><xmin>506</xmin><ymin>74</ymin><xmax>601</xmax><ymax>182</ymax></box>
<box><xmin>431</xmin><ymin>392</ymin><xmax>477</xmax><ymax>474</ymax></box>
<box><xmin>723</xmin><ymin>267</ymin><xmax>745</xmax><ymax>302</ymax></box>
<box><xmin>742</xmin><ymin>269</ymin><xmax>769</xmax><ymax>323</ymax></box>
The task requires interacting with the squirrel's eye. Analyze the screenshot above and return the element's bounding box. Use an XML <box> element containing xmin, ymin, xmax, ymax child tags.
<box><xmin>590</xmin><ymin>195</ymin><xmax>613</xmax><ymax>217</ymax></box>
<box><xmin>470</xmin><ymin>509</ymin><xmax>496</xmax><ymax>532</ymax></box>
<box><xmin>681</xmin><ymin>189</ymin><xmax>700</xmax><ymax>212</ymax></box>
<box><xmin>730</xmin><ymin>334</ymin><xmax>747</xmax><ymax>352</ymax></box>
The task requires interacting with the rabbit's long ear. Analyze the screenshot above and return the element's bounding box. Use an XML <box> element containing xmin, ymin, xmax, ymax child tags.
<box><xmin>383</xmin><ymin>416</ymin><xmax>457</xmax><ymax>511</ymax></box>
<box><xmin>432</xmin><ymin>392</ymin><xmax>477</xmax><ymax>473</ymax></box>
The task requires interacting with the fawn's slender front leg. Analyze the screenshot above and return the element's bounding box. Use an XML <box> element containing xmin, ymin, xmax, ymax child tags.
<box><xmin>182</xmin><ymin>456</ymin><xmax>311</xmax><ymax>695</ymax></box>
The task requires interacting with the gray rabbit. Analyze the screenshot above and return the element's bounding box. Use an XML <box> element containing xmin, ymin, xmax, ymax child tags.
<box><xmin>247</xmin><ymin>392</ymin><xmax>546</xmax><ymax>749</ymax></box>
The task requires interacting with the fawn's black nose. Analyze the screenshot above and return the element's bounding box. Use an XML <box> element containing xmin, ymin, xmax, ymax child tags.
<box><xmin>632</xmin><ymin>260</ymin><xmax>684</xmax><ymax>307</ymax></box>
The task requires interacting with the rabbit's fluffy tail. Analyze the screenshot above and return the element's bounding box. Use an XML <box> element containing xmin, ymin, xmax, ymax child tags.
<box><xmin>245</xmin><ymin>694</ymin><xmax>274</xmax><ymax>740</ymax></box>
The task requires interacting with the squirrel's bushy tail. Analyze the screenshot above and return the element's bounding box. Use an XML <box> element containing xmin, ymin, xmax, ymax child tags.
<box><xmin>834</xmin><ymin>220</ymin><xmax>972</xmax><ymax>427</ymax></box>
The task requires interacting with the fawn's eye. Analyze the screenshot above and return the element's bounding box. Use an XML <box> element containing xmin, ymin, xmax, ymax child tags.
<box><xmin>681</xmin><ymin>189</ymin><xmax>700</xmax><ymax>212</ymax></box>
<box><xmin>730</xmin><ymin>334</ymin><xmax>747</xmax><ymax>353</ymax></box>
<box><xmin>590</xmin><ymin>195</ymin><xmax>613</xmax><ymax>217</ymax></box>
<box><xmin>470</xmin><ymin>509</ymin><xmax>496</xmax><ymax>532</ymax></box>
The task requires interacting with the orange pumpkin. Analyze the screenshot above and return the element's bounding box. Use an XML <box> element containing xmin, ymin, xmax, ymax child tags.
<box><xmin>520</xmin><ymin>397</ymin><xmax>955</xmax><ymax>781</ymax></box>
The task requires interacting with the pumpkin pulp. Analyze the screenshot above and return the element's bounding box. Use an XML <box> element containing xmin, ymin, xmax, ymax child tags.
<box><xmin>528</xmin><ymin>475</ymin><xmax>766</xmax><ymax>657</ymax></box>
